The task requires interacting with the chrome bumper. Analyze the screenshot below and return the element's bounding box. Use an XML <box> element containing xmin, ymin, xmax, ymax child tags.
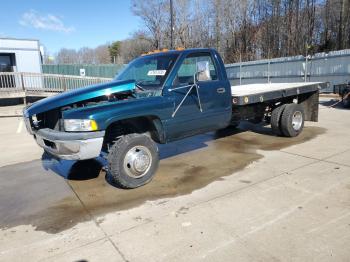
<box><xmin>33</xmin><ymin>128</ymin><xmax>105</xmax><ymax>160</ymax></box>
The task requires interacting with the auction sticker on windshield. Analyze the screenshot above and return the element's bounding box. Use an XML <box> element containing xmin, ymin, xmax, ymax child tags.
<box><xmin>147</xmin><ymin>70</ymin><xmax>166</xmax><ymax>76</ymax></box>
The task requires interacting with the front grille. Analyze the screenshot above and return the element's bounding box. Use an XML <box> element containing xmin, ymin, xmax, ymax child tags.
<box><xmin>36</xmin><ymin>109</ymin><xmax>61</xmax><ymax>131</ymax></box>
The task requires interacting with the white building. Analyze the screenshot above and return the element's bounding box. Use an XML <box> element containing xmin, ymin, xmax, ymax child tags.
<box><xmin>0</xmin><ymin>38</ymin><xmax>42</xmax><ymax>73</ymax></box>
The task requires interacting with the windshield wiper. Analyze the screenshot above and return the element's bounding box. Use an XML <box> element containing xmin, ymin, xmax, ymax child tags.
<box><xmin>135</xmin><ymin>82</ymin><xmax>145</xmax><ymax>91</ymax></box>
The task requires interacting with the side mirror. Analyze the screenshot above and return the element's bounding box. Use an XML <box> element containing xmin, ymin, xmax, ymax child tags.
<box><xmin>196</xmin><ymin>61</ymin><xmax>211</xmax><ymax>81</ymax></box>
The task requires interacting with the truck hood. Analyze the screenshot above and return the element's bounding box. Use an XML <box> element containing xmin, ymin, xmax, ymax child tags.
<box><xmin>24</xmin><ymin>79</ymin><xmax>135</xmax><ymax>116</ymax></box>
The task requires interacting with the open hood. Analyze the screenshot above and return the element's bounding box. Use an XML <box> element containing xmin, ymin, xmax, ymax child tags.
<box><xmin>24</xmin><ymin>80</ymin><xmax>135</xmax><ymax>116</ymax></box>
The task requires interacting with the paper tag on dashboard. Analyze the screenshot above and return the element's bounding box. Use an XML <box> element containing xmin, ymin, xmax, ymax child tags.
<box><xmin>147</xmin><ymin>70</ymin><xmax>166</xmax><ymax>76</ymax></box>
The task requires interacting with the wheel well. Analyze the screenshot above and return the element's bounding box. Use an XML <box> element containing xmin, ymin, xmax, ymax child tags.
<box><xmin>102</xmin><ymin>116</ymin><xmax>164</xmax><ymax>152</ymax></box>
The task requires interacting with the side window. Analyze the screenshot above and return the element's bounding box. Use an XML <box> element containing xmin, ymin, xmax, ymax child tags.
<box><xmin>175</xmin><ymin>54</ymin><xmax>218</xmax><ymax>85</ymax></box>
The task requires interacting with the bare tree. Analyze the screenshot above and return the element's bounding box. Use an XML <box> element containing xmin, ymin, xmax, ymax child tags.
<box><xmin>56</xmin><ymin>44</ymin><xmax>114</xmax><ymax>64</ymax></box>
<box><xmin>78</xmin><ymin>47</ymin><xmax>95</xmax><ymax>64</ymax></box>
<box><xmin>119</xmin><ymin>31</ymin><xmax>153</xmax><ymax>62</ymax></box>
<box><xmin>131</xmin><ymin>0</ymin><xmax>170</xmax><ymax>49</ymax></box>
<box><xmin>95</xmin><ymin>44</ymin><xmax>111</xmax><ymax>64</ymax></box>
<box><xmin>56</xmin><ymin>48</ymin><xmax>79</xmax><ymax>64</ymax></box>
<box><xmin>56</xmin><ymin>1</ymin><xmax>350</xmax><ymax>65</ymax></box>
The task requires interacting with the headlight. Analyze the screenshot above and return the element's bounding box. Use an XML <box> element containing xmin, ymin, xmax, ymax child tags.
<box><xmin>64</xmin><ymin>119</ymin><xmax>98</xmax><ymax>132</ymax></box>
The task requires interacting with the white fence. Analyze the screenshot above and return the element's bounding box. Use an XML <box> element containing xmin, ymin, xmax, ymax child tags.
<box><xmin>225</xmin><ymin>49</ymin><xmax>350</xmax><ymax>92</ymax></box>
<box><xmin>0</xmin><ymin>72</ymin><xmax>112</xmax><ymax>94</ymax></box>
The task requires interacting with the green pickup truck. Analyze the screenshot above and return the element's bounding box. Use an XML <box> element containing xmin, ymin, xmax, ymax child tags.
<box><xmin>24</xmin><ymin>48</ymin><xmax>325</xmax><ymax>188</ymax></box>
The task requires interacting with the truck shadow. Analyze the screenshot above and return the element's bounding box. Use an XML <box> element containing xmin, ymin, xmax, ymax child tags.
<box><xmin>40</xmin><ymin>122</ymin><xmax>274</xmax><ymax>183</ymax></box>
<box><xmin>41</xmin><ymin>153</ymin><xmax>104</xmax><ymax>180</ymax></box>
<box><xmin>159</xmin><ymin>122</ymin><xmax>272</xmax><ymax>159</ymax></box>
<box><xmin>319</xmin><ymin>99</ymin><xmax>349</xmax><ymax>110</ymax></box>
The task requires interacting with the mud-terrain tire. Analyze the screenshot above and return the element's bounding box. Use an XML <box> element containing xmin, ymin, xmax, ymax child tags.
<box><xmin>107</xmin><ymin>134</ymin><xmax>159</xmax><ymax>189</ymax></box>
<box><xmin>280</xmin><ymin>103</ymin><xmax>305</xmax><ymax>137</ymax></box>
<box><xmin>270</xmin><ymin>104</ymin><xmax>287</xmax><ymax>136</ymax></box>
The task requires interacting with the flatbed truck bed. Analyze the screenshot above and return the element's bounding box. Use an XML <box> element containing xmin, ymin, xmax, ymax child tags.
<box><xmin>231</xmin><ymin>82</ymin><xmax>326</xmax><ymax>105</ymax></box>
<box><xmin>229</xmin><ymin>82</ymin><xmax>323</xmax><ymax>131</ymax></box>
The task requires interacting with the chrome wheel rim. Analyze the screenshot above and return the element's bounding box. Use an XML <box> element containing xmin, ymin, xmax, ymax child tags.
<box><xmin>123</xmin><ymin>146</ymin><xmax>152</xmax><ymax>178</ymax></box>
<box><xmin>292</xmin><ymin>111</ymin><xmax>303</xmax><ymax>131</ymax></box>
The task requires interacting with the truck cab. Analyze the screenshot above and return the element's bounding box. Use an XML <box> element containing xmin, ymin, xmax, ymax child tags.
<box><xmin>109</xmin><ymin>48</ymin><xmax>232</xmax><ymax>140</ymax></box>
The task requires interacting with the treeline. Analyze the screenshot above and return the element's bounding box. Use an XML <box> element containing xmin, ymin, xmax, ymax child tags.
<box><xmin>53</xmin><ymin>45</ymin><xmax>111</xmax><ymax>64</ymax></box>
<box><xmin>53</xmin><ymin>0</ymin><xmax>350</xmax><ymax>64</ymax></box>
<box><xmin>131</xmin><ymin>0</ymin><xmax>350</xmax><ymax>63</ymax></box>
<box><xmin>52</xmin><ymin>35</ymin><xmax>152</xmax><ymax>64</ymax></box>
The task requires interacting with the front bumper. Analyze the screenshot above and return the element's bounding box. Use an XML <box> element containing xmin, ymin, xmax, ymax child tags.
<box><xmin>33</xmin><ymin>128</ymin><xmax>105</xmax><ymax>160</ymax></box>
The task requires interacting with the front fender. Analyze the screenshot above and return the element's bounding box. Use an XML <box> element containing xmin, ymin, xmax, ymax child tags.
<box><xmin>62</xmin><ymin>96</ymin><xmax>174</xmax><ymax>130</ymax></box>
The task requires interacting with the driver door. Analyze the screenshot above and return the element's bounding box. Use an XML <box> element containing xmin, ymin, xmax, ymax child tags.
<box><xmin>165</xmin><ymin>52</ymin><xmax>228</xmax><ymax>140</ymax></box>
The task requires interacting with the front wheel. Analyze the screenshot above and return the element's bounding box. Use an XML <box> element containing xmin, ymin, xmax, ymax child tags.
<box><xmin>107</xmin><ymin>134</ymin><xmax>159</xmax><ymax>189</ymax></box>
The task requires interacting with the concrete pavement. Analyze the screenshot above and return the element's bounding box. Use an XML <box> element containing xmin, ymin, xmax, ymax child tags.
<box><xmin>0</xmin><ymin>98</ymin><xmax>349</xmax><ymax>262</ymax></box>
<box><xmin>0</xmin><ymin>104</ymin><xmax>25</xmax><ymax>117</ymax></box>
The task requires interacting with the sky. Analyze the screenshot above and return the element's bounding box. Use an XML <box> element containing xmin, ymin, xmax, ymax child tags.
<box><xmin>0</xmin><ymin>0</ymin><xmax>141</xmax><ymax>54</ymax></box>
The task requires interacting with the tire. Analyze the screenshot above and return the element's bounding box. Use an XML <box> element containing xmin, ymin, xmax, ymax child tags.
<box><xmin>270</xmin><ymin>104</ymin><xmax>287</xmax><ymax>136</ymax></box>
<box><xmin>107</xmin><ymin>134</ymin><xmax>159</xmax><ymax>189</ymax></box>
<box><xmin>280</xmin><ymin>103</ymin><xmax>305</xmax><ymax>137</ymax></box>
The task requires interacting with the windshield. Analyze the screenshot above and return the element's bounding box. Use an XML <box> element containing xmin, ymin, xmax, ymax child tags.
<box><xmin>115</xmin><ymin>53</ymin><xmax>179</xmax><ymax>90</ymax></box>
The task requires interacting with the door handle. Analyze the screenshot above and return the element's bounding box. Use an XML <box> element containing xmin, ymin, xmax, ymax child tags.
<box><xmin>217</xmin><ymin>88</ymin><xmax>225</xmax><ymax>94</ymax></box>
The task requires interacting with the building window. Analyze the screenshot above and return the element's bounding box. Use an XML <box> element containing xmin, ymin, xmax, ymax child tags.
<box><xmin>0</xmin><ymin>53</ymin><xmax>16</xmax><ymax>72</ymax></box>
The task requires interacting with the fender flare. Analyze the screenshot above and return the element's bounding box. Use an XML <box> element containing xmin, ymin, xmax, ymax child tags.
<box><xmin>105</xmin><ymin>115</ymin><xmax>166</xmax><ymax>143</ymax></box>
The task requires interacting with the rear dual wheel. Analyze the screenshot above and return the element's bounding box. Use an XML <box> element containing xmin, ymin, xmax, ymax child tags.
<box><xmin>271</xmin><ymin>104</ymin><xmax>287</xmax><ymax>136</ymax></box>
<box><xmin>271</xmin><ymin>103</ymin><xmax>305</xmax><ymax>137</ymax></box>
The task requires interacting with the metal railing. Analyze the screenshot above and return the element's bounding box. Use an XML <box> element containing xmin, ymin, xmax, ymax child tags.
<box><xmin>225</xmin><ymin>49</ymin><xmax>350</xmax><ymax>92</ymax></box>
<box><xmin>0</xmin><ymin>72</ymin><xmax>112</xmax><ymax>94</ymax></box>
